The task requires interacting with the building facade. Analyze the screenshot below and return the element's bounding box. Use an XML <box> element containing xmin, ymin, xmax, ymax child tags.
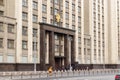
<box><xmin>0</xmin><ymin>0</ymin><xmax>120</xmax><ymax>71</ymax></box>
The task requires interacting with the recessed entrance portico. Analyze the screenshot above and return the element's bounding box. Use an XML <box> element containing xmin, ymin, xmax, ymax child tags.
<box><xmin>40</xmin><ymin>23</ymin><xmax>75</xmax><ymax>70</ymax></box>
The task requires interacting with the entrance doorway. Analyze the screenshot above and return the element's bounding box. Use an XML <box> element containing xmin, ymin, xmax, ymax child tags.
<box><xmin>55</xmin><ymin>57</ymin><xmax>64</xmax><ymax>70</ymax></box>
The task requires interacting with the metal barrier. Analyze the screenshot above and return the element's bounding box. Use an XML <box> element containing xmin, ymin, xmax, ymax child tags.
<box><xmin>0</xmin><ymin>69</ymin><xmax>119</xmax><ymax>80</ymax></box>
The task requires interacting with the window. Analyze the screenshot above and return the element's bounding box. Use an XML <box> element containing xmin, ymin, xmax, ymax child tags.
<box><xmin>54</xmin><ymin>0</ymin><xmax>59</xmax><ymax>4</ymax></box>
<box><xmin>8</xmin><ymin>24</ymin><xmax>14</xmax><ymax>33</ymax></box>
<box><xmin>0</xmin><ymin>11</ymin><xmax>3</xmax><ymax>16</ymax></box>
<box><xmin>0</xmin><ymin>0</ymin><xmax>3</xmax><ymax>5</ymax></box>
<box><xmin>7</xmin><ymin>55</ymin><xmax>15</xmax><ymax>63</ymax></box>
<box><xmin>78</xmin><ymin>16</ymin><xmax>81</xmax><ymax>23</ymax></box>
<box><xmin>65</xmin><ymin>1</ymin><xmax>69</xmax><ymax>8</ymax></box>
<box><xmin>22</xmin><ymin>41</ymin><xmax>27</xmax><ymax>49</ymax></box>
<box><xmin>22</xmin><ymin>26</ymin><xmax>27</xmax><ymax>36</ymax></box>
<box><xmin>22</xmin><ymin>0</ymin><xmax>28</xmax><ymax>7</ymax></box>
<box><xmin>33</xmin><ymin>42</ymin><xmax>37</xmax><ymax>50</ymax></box>
<box><xmin>0</xmin><ymin>55</ymin><xmax>3</xmax><ymax>62</ymax></box>
<box><xmin>0</xmin><ymin>22</ymin><xmax>3</xmax><ymax>31</ymax></box>
<box><xmin>66</xmin><ymin>12</ymin><xmax>69</xmax><ymax>20</ymax></box>
<box><xmin>72</xmin><ymin>25</ymin><xmax>75</xmax><ymax>29</ymax></box>
<box><xmin>78</xmin><ymin>6</ymin><xmax>81</xmax><ymax>13</ymax></box>
<box><xmin>7</xmin><ymin>39</ymin><xmax>14</xmax><ymax>49</ymax></box>
<box><xmin>66</xmin><ymin>23</ymin><xmax>69</xmax><ymax>28</ymax></box>
<box><xmin>42</xmin><ymin>4</ymin><xmax>47</xmax><ymax>13</ymax></box>
<box><xmin>33</xmin><ymin>28</ymin><xmax>37</xmax><ymax>37</ymax></box>
<box><xmin>0</xmin><ymin>38</ymin><xmax>3</xmax><ymax>48</ymax></box>
<box><xmin>72</xmin><ymin>4</ymin><xmax>75</xmax><ymax>11</ymax></box>
<box><xmin>33</xmin><ymin>1</ymin><xmax>38</xmax><ymax>10</ymax></box>
<box><xmin>55</xmin><ymin>45</ymin><xmax>59</xmax><ymax>52</ymax></box>
<box><xmin>22</xmin><ymin>56</ymin><xmax>28</xmax><ymax>63</ymax></box>
<box><xmin>51</xmin><ymin>7</ymin><xmax>53</xmax><ymax>15</ymax></box>
<box><xmin>78</xmin><ymin>37</ymin><xmax>81</xmax><ymax>43</ymax></box>
<box><xmin>55</xmin><ymin>34</ymin><xmax>59</xmax><ymax>40</ymax></box>
<box><xmin>78</xmin><ymin>27</ymin><xmax>81</xmax><ymax>33</ymax></box>
<box><xmin>42</xmin><ymin>17</ymin><xmax>47</xmax><ymax>23</ymax></box>
<box><xmin>33</xmin><ymin>15</ymin><xmax>37</xmax><ymax>22</ymax></box>
<box><xmin>72</xmin><ymin>14</ymin><xmax>75</xmax><ymax>21</ymax></box>
<box><xmin>54</xmin><ymin>8</ymin><xmax>58</xmax><ymax>15</ymax></box>
<box><xmin>22</xmin><ymin>12</ymin><xmax>27</xmax><ymax>20</ymax></box>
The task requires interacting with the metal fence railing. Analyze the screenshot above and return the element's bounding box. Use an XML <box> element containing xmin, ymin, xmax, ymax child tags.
<box><xmin>0</xmin><ymin>69</ymin><xmax>119</xmax><ymax>80</ymax></box>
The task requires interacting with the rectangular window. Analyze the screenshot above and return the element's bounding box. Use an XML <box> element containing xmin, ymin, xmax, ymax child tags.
<box><xmin>22</xmin><ymin>0</ymin><xmax>28</xmax><ymax>7</ymax></box>
<box><xmin>55</xmin><ymin>34</ymin><xmax>59</xmax><ymax>40</ymax></box>
<box><xmin>0</xmin><ymin>0</ymin><xmax>3</xmax><ymax>5</ymax></box>
<box><xmin>33</xmin><ymin>28</ymin><xmax>37</xmax><ymax>37</ymax></box>
<box><xmin>72</xmin><ymin>14</ymin><xmax>75</xmax><ymax>21</ymax></box>
<box><xmin>55</xmin><ymin>45</ymin><xmax>59</xmax><ymax>52</ymax></box>
<box><xmin>33</xmin><ymin>1</ymin><xmax>38</xmax><ymax>10</ymax></box>
<box><xmin>72</xmin><ymin>25</ymin><xmax>75</xmax><ymax>29</ymax></box>
<box><xmin>66</xmin><ymin>23</ymin><xmax>69</xmax><ymax>28</ymax></box>
<box><xmin>42</xmin><ymin>4</ymin><xmax>47</xmax><ymax>13</ymax></box>
<box><xmin>51</xmin><ymin>7</ymin><xmax>53</xmax><ymax>15</ymax></box>
<box><xmin>22</xmin><ymin>41</ymin><xmax>27</xmax><ymax>49</ymax></box>
<box><xmin>22</xmin><ymin>56</ymin><xmax>28</xmax><ymax>63</ymax></box>
<box><xmin>0</xmin><ymin>11</ymin><xmax>3</xmax><ymax>16</ymax></box>
<box><xmin>65</xmin><ymin>1</ymin><xmax>69</xmax><ymax>8</ymax></box>
<box><xmin>0</xmin><ymin>38</ymin><xmax>3</xmax><ymax>48</ymax></box>
<box><xmin>33</xmin><ymin>42</ymin><xmax>37</xmax><ymax>51</ymax></box>
<box><xmin>22</xmin><ymin>26</ymin><xmax>27</xmax><ymax>36</ymax></box>
<box><xmin>0</xmin><ymin>55</ymin><xmax>3</xmax><ymax>62</ymax></box>
<box><xmin>78</xmin><ymin>27</ymin><xmax>81</xmax><ymax>33</ymax></box>
<box><xmin>7</xmin><ymin>39</ymin><xmax>14</xmax><ymax>49</ymax></box>
<box><xmin>33</xmin><ymin>15</ymin><xmax>37</xmax><ymax>22</ymax></box>
<box><xmin>78</xmin><ymin>6</ymin><xmax>81</xmax><ymax>13</ymax></box>
<box><xmin>0</xmin><ymin>22</ymin><xmax>3</xmax><ymax>31</ymax></box>
<box><xmin>8</xmin><ymin>24</ymin><xmax>14</xmax><ymax>33</ymax></box>
<box><xmin>66</xmin><ymin>12</ymin><xmax>69</xmax><ymax>20</ymax></box>
<box><xmin>22</xmin><ymin>12</ymin><xmax>27</xmax><ymax>20</ymax></box>
<box><xmin>78</xmin><ymin>37</ymin><xmax>81</xmax><ymax>43</ymax></box>
<box><xmin>7</xmin><ymin>55</ymin><xmax>15</xmax><ymax>63</ymax></box>
<box><xmin>54</xmin><ymin>0</ymin><xmax>59</xmax><ymax>4</ymax></box>
<box><xmin>54</xmin><ymin>8</ymin><xmax>58</xmax><ymax>15</ymax></box>
<box><xmin>72</xmin><ymin>4</ymin><xmax>75</xmax><ymax>11</ymax></box>
<box><xmin>42</xmin><ymin>17</ymin><xmax>47</xmax><ymax>23</ymax></box>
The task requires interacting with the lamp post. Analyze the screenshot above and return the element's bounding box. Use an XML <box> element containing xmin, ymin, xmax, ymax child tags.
<box><xmin>33</xmin><ymin>34</ymin><xmax>37</xmax><ymax>72</ymax></box>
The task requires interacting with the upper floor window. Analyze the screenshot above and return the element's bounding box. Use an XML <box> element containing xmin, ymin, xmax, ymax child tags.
<box><xmin>22</xmin><ymin>41</ymin><xmax>27</xmax><ymax>49</ymax></box>
<box><xmin>54</xmin><ymin>0</ymin><xmax>59</xmax><ymax>4</ymax></box>
<box><xmin>0</xmin><ymin>22</ymin><xmax>3</xmax><ymax>32</ymax></box>
<box><xmin>7</xmin><ymin>39</ymin><xmax>14</xmax><ymax>49</ymax></box>
<box><xmin>33</xmin><ymin>28</ymin><xmax>37</xmax><ymax>37</ymax></box>
<box><xmin>22</xmin><ymin>26</ymin><xmax>28</xmax><ymax>36</ymax></box>
<box><xmin>33</xmin><ymin>42</ymin><xmax>37</xmax><ymax>51</ymax></box>
<box><xmin>0</xmin><ymin>38</ymin><xmax>3</xmax><ymax>48</ymax></box>
<box><xmin>0</xmin><ymin>11</ymin><xmax>3</xmax><ymax>16</ymax></box>
<box><xmin>32</xmin><ymin>15</ymin><xmax>38</xmax><ymax>22</ymax></box>
<box><xmin>42</xmin><ymin>17</ymin><xmax>47</xmax><ymax>23</ymax></box>
<box><xmin>72</xmin><ymin>14</ymin><xmax>75</xmax><ymax>21</ymax></box>
<box><xmin>65</xmin><ymin>1</ymin><xmax>69</xmax><ymax>9</ymax></box>
<box><xmin>66</xmin><ymin>23</ymin><xmax>69</xmax><ymax>28</ymax></box>
<box><xmin>22</xmin><ymin>12</ymin><xmax>28</xmax><ymax>20</ymax></box>
<box><xmin>22</xmin><ymin>0</ymin><xmax>28</xmax><ymax>7</ymax></box>
<box><xmin>8</xmin><ymin>24</ymin><xmax>14</xmax><ymax>33</ymax></box>
<box><xmin>66</xmin><ymin>12</ymin><xmax>69</xmax><ymax>20</ymax></box>
<box><xmin>42</xmin><ymin>4</ymin><xmax>47</xmax><ymax>13</ymax></box>
<box><xmin>33</xmin><ymin>1</ymin><xmax>38</xmax><ymax>10</ymax></box>
<box><xmin>72</xmin><ymin>4</ymin><xmax>75</xmax><ymax>11</ymax></box>
<box><xmin>0</xmin><ymin>0</ymin><xmax>3</xmax><ymax>5</ymax></box>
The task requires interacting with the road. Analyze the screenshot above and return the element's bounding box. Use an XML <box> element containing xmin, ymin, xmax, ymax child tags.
<box><xmin>22</xmin><ymin>74</ymin><xmax>115</xmax><ymax>80</ymax></box>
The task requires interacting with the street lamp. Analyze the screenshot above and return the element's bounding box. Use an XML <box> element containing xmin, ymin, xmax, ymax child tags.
<box><xmin>33</xmin><ymin>34</ymin><xmax>37</xmax><ymax>72</ymax></box>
